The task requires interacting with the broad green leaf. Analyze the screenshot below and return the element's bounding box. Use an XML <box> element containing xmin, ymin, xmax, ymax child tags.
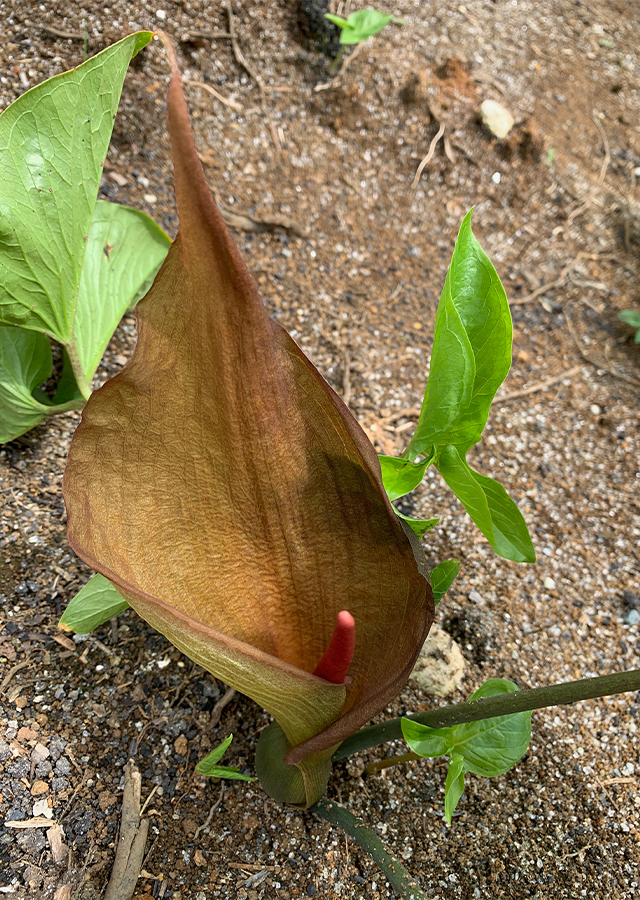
<box><xmin>430</xmin><ymin>558</ymin><xmax>460</xmax><ymax>604</ymax></box>
<box><xmin>196</xmin><ymin>734</ymin><xmax>256</xmax><ymax>782</ymax></box>
<box><xmin>401</xmin><ymin>718</ymin><xmax>453</xmax><ymax>758</ymax></box>
<box><xmin>406</xmin><ymin>211</ymin><xmax>512</xmax><ymax>460</ymax></box>
<box><xmin>436</xmin><ymin>443</ymin><xmax>494</xmax><ymax>541</ymax></box>
<box><xmin>470</xmin><ymin>469</ymin><xmax>536</xmax><ymax>563</ymax></box>
<box><xmin>0</xmin><ymin>326</ymin><xmax>52</xmax><ymax>441</ymax></box>
<box><xmin>618</xmin><ymin>309</ymin><xmax>640</xmax><ymax>328</ymax></box>
<box><xmin>379</xmin><ymin>454</ymin><xmax>430</xmax><ymax>501</ymax></box>
<box><xmin>448</xmin><ymin>679</ymin><xmax>531</xmax><ymax>778</ymax></box>
<box><xmin>393</xmin><ymin>510</ymin><xmax>439</xmax><ymax>539</ymax></box>
<box><xmin>59</xmin><ymin>572</ymin><xmax>129</xmax><ymax>634</ymax></box>
<box><xmin>51</xmin><ymin>349</ymin><xmax>84</xmax><ymax>405</ymax></box>
<box><xmin>75</xmin><ymin>201</ymin><xmax>171</xmax><ymax>380</ymax></box>
<box><xmin>436</xmin><ymin>445</ymin><xmax>535</xmax><ymax>563</ymax></box>
<box><xmin>326</xmin><ymin>10</ymin><xmax>404</xmax><ymax>44</ymax></box>
<box><xmin>444</xmin><ymin>753</ymin><xmax>465</xmax><ymax>825</ymax></box>
<box><xmin>0</xmin><ymin>32</ymin><xmax>153</xmax><ymax>345</ymax></box>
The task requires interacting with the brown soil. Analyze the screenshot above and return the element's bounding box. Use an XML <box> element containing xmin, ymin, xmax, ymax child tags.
<box><xmin>1</xmin><ymin>1</ymin><xmax>640</xmax><ymax>899</ymax></box>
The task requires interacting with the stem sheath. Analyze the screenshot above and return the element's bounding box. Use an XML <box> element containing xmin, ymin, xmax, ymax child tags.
<box><xmin>334</xmin><ymin>668</ymin><xmax>640</xmax><ymax>761</ymax></box>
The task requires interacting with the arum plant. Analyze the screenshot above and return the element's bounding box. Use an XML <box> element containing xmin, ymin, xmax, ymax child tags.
<box><xmin>0</xmin><ymin>32</ymin><xmax>170</xmax><ymax>443</ymax></box>
<box><xmin>62</xmin><ymin>38</ymin><xmax>435</xmax><ymax>809</ymax></box>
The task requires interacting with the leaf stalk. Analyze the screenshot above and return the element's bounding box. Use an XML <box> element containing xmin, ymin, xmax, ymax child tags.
<box><xmin>334</xmin><ymin>668</ymin><xmax>640</xmax><ymax>761</ymax></box>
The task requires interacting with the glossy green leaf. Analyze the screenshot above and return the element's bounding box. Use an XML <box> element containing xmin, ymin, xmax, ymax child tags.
<box><xmin>449</xmin><ymin>678</ymin><xmax>531</xmax><ymax>778</ymax></box>
<box><xmin>0</xmin><ymin>326</ymin><xmax>52</xmax><ymax>441</ymax></box>
<box><xmin>59</xmin><ymin>572</ymin><xmax>129</xmax><ymax>634</ymax></box>
<box><xmin>393</xmin><ymin>510</ymin><xmax>439</xmax><ymax>539</ymax></box>
<box><xmin>0</xmin><ymin>31</ymin><xmax>153</xmax><ymax>385</ymax></box>
<box><xmin>470</xmin><ymin>469</ymin><xmax>536</xmax><ymax>563</ymax></box>
<box><xmin>325</xmin><ymin>10</ymin><xmax>404</xmax><ymax>44</ymax></box>
<box><xmin>430</xmin><ymin>558</ymin><xmax>460</xmax><ymax>604</ymax></box>
<box><xmin>619</xmin><ymin>309</ymin><xmax>640</xmax><ymax>342</ymax></box>
<box><xmin>379</xmin><ymin>455</ymin><xmax>430</xmax><ymax>501</ymax></box>
<box><xmin>196</xmin><ymin>734</ymin><xmax>256</xmax><ymax>782</ymax></box>
<box><xmin>75</xmin><ymin>201</ymin><xmax>171</xmax><ymax>380</ymax></box>
<box><xmin>436</xmin><ymin>444</ymin><xmax>535</xmax><ymax>563</ymax></box>
<box><xmin>401</xmin><ymin>718</ymin><xmax>453</xmax><ymax>758</ymax></box>
<box><xmin>406</xmin><ymin>211</ymin><xmax>512</xmax><ymax>461</ymax></box>
<box><xmin>444</xmin><ymin>753</ymin><xmax>465</xmax><ymax>825</ymax></box>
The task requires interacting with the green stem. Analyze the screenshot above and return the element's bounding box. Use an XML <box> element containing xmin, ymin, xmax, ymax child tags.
<box><xmin>334</xmin><ymin>668</ymin><xmax>640</xmax><ymax>761</ymax></box>
<box><xmin>310</xmin><ymin>798</ymin><xmax>427</xmax><ymax>900</ymax></box>
<box><xmin>64</xmin><ymin>343</ymin><xmax>92</xmax><ymax>402</ymax></box>
<box><xmin>330</xmin><ymin>46</ymin><xmax>346</xmax><ymax>74</ymax></box>
<box><xmin>44</xmin><ymin>397</ymin><xmax>87</xmax><ymax>416</ymax></box>
<box><xmin>364</xmin><ymin>751</ymin><xmax>419</xmax><ymax>776</ymax></box>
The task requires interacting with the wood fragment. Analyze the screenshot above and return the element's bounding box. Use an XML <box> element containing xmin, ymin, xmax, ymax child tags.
<box><xmin>4</xmin><ymin>816</ymin><xmax>54</xmax><ymax>829</ymax></box>
<box><xmin>0</xmin><ymin>660</ymin><xmax>31</xmax><ymax>694</ymax></box>
<box><xmin>205</xmin><ymin>686</ymin><xmax>236</xmax><ymax>732</ymax></box>
<box><xmin>412</xmin><ymin>123</ymin><xmax>446</xmax><ymax>188</ymax></box>
<box><xmin>193</xmin><ymin>784</ymin><xmax>225</xmax><ymax>840</ymax></box>
<box><xmin>103</xmin><ymin>761</ymin><xmax>149</xmax><ymax>900</ymax></box>
<box><xmin>494</xmin><ymin>366</ymin><xmax>583</xmax><ymax>403</ymax></box>
<box><xmin>184</xmin><ymin>78</ymin><xmax>243</xmax><ymax>112</ymax></box>
<box><xmin>47</xmin><ymin>822</ymin><xmax>69</xmax><ymax>865</ymax></box>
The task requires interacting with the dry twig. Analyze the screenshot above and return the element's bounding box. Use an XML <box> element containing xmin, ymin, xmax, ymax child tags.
<box><xmin>494</xmin><ymin>366</ymin><xmax>583</xmax><ymax>403</ymax></box>
<box><xmin>184</xmin><ymin>78</ymin><xmax>242</xmax><ymax>111</ymax></box>
<box><xmin>205</xmin><ymin>686</ymin><xmax>237</xmax><ymax>732</ymax></box>
<box><xmin>412</xmin><ymin>122</ymin><xmax>446</xmax><ymax>188</ymax></box>
<box><xmin>566</xmin><ymin>116</ymin><xmax>611</xmax><ymax>226</ymax></box>
<box><xmin>103</xmin><ymin>761</ymin><xmax>149</xmax><ymax>900</ymax></box>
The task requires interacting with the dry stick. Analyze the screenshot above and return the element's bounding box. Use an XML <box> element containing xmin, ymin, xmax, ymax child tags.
<box><xmin>224</xmin><ymin>0</ymin><xmax>281</xmax><ymax>154</ymax></box>
<box><xmin>565</xmin><ymin>304</ymin><xmax>640</xmax><ymax>387</ymax></box>
<box><xmin>310</xmin><ymin>799</ymin><xmax>427</xmax><ymax>900</ymax></box>
<box><xmin>334</xmin><ymin>668</ymin><xmax>640</xmax><ymax>761</ymax></box>
<box><xmin>365</xmin><ymin>751</ymin><xmax>419</xmax><ymax>776</ymax></box>
<box><xmin>183</xmin><ymin>77</ymin><xmax>243</xmax><ymax>111</ymax></box>
<box><xmin>205</xmin><ymin>686</ymin><xmax>236</xmax><ymax>732</ymax></box>
<box><xmin>509</xmin><ymin>264</ymin><xmax>572</xmax><ymax>306</ymax></box>
<box><xmin>103</xmin><ymin>761</ymin><xmax>149</xmax><ymax>900</ymax></box>
<box><xmin>494</xmin><ymin>365</ymin><xmax>583</xmax><ymax>403</ymax></box>
<box><xmin>566</xmin><ymin>116</ymin><xmax>610</xmax><ymax>226</ymax></box>
<box><xmin>411</xmin><ymin>122</ymin><xmax>445</xmax><ymax>188</ymax></box>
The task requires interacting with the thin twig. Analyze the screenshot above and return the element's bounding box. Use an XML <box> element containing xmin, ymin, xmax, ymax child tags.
<box><xmin>364</xmin><ymin>751</ymin><xmax>419</xmax><ymax>776</ymax></box>
<box><xmin>193</xmin><ymin>784</ymin><xmax>225</xmax><ymax>841</ymax></box>
<box><xmin>103</xmin><ymin>761</ymin><xmax>149</xmax><ymax>900</ymax></box>
<box><xmin>565</xmin><ymin>304</ymin><xmax>640</xmax><ymax>386</ymax></box>
<box><xmin>184</xmin><ymin>78</ymin><xmax>242</xmax><ymax>111</ymax></box>
<box><xmin>205</xmin><ymin>686</ymin><xmax>236</xmax><ymax>732</ymax></box>
<box><xmin>0</xmin><ymin>660</ymin><xmax>30</xmax><ymax>694</ymax></box>
<box><xmin>566</xmin><ymin>116</ymin><xmax>610</xmax><ymax>225</ymax></box>
<box><xmin>509</xmin><ymin>264</ymin><xmax>572</xmax><ymax>306</ymax></box>
<box><xmin>224</xmin><ymin>0</ymin><xmax>281</xmax><ymax>153</ymax></box>
<box><xmin>311</xmin><ymin>799</ymin><xmax>427</xmax><ymax>900</ymax></box>
<box><xmin>494</xmin><ymin>366</ymin><xmax>583</xmax><ymax>403</ymax></box>
<box><xmin>412</xmin><ymin>122</ymin><xmax>446</xmax><ymax>188</ymax></box>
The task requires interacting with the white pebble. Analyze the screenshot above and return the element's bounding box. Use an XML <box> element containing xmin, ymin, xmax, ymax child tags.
<box><xmin>156</xmin><ymin>10</ymin><xmax>167</xmax><ymax>20</ymax></box>
<box><xmin>491</xmin><ymin>172</ymin><xmax>501</xmax><ymax>184</ymax></box>
<box><xmin>590</xmin><ymin>404</ymin><xmax>602</xmax><ymax>415</ymax></box>
<box><xmin>480</xmin><ymin>99</ymin><xmax>515</xmax><ymax>139</ymax></box>
<box><xmin>143</xmin><ymin>194</ymin><xmax>158</xmax><ymax>205</ymax></box>
<box><xmin>543</xmin><ymin>577</ymin><xmax>556</xmax><ymax>590</ymax></box>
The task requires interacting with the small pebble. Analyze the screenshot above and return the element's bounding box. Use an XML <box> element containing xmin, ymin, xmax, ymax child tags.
<box><xmin>30</xmin><ymin>780</ymin><xmax>49</xmax><ymax>797</ymax></box>
<box><xmin>31</xmin><ymin>742</ymin><xmax>50</xmax><ymax>765</ymax></box>
<box><xmin>143</xmin><ymin>193</ymin><xmax>158</xmax><ymax>205</ymax></box>
<box><xmin>543</xmin><ymin>577</ymin><xmax>556</xmax><ymax>590</ymax></box>
<box><xmin>623</xmin><ymin>609</ymin><xmax>640</xmax><ymax>626</ymax></box>
<box><xmin>32</xmin><ymin>798</ymin><xmax>53</xmax><ymax>819</ymax></box>
<box><xmin>156</xmin><ymin>9</ymin><xmax>167</xmax><ymax>20</ymax></box>
<box><xmin>174</xmin><ymin>735</ymin><xmax>188</xmax><ymax>756</ymax></box>
<box><xmin>137</xmin><ymin>175</ymin><xmax>150</xmax><ymax>188</ymax></box>
<box><xmin>622</xmin><ymin>762</ymin><xmax>635</xmax><ymax>777</ymax></box>
<box><xmin>480</xmin><ymin>99</ymin><xmax>515</xmax><ymax>139</ymax></box>
<box><xmin>491</xmin><ymin>171</ymin><xmax>501</xmax><ymax>184</ymax></box>
<box><xmin>590</xmin><ymin>404</ymin><xmax>602</xmax><ymax>415</ymax></box>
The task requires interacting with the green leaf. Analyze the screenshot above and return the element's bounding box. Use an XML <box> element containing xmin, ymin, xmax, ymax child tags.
<box><xmin>0</xmin><ymin>32</ymin><xmax>153</xmax><ymax>346</ymax></box>
<box><xmin>448</xmin><ymin>678</ymin><xmax>531</xmax><ymax>778</ymax></box>
<box><xmin>325</xmin><ymin>10</ymin><xmax>403</xmax><ymax>44</ymax></box>
<box><xmin>196</xmin><ymin>734</ymin><xmax>256</xmax><ymax>782</ymax></box>
<box><xmin>394</xmin><ymin>510</ymin><xmax>439</xmax><ymax>538</ymax></box>
<box><xmin>444</xmin><ymin>753</ymin><xmax>466</xmax><ymax>825</ymax></box>
<box><xmin>430</xmin><ymin>558</ymin><xmax>460</xmax><ymax>604</ymax></box>
<box><xmin>470</xmin><ymin>469</ymin><xmax>536</xmax><ymax>563</ymax></box>
<box><xmin>51</xmin><ymin>349</ymin><xmax>84</xmax><ymax>405</ymax></box>
<box><xmin>406</xmin><ymin>211</ymin><xmax>512</xmax><ymax>460</ymax></box>
<box><xmin>436</xmin><ymin>445</ymin><xmax>535</xmax><ymax>563</ymax></box>
<box><xmin>74</xmin><ymin>201</ymin><xmax>170</xmax><ymax>381</ymax></box>
<box><xmin>401</xmin><ymin>718</ymin><xmax>454</xmax><ymax>757</ymax></box>
<box><xmin>619</xmin><ymin>309</ymin><xmax>640</xmax><ymax>330</ymax></box>
<box><xmin>0</xmin><ymin>326</ymin><xmax>52</xmax><ymax>441</ymax></box>
<box><xmin>379</xmin><ymin>454</ymin><xmax>430</xmax><ymax>501</ymax></box>
<box><xmin>59</xmin><ymin>573</ymin><xmax>129</xmax><ymax>634</ymax></box>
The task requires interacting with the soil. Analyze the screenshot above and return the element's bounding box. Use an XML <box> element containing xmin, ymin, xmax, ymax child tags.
<box><xmin>1</xmin><ymin>1</ymin><xmax>640</xmax><ymax>899</ymax></box>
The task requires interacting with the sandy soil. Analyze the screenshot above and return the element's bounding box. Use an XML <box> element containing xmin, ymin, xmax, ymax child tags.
<box><xmin>1</xmin><ymin>1</ymin><xmax>639</xmax><ymax>898</ymax></box>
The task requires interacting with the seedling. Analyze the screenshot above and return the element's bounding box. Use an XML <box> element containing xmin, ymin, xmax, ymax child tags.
<box><xmin>325</xmin><ymin>8</ymin><xmax>406</xmax><ymax>72</ymax></box>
